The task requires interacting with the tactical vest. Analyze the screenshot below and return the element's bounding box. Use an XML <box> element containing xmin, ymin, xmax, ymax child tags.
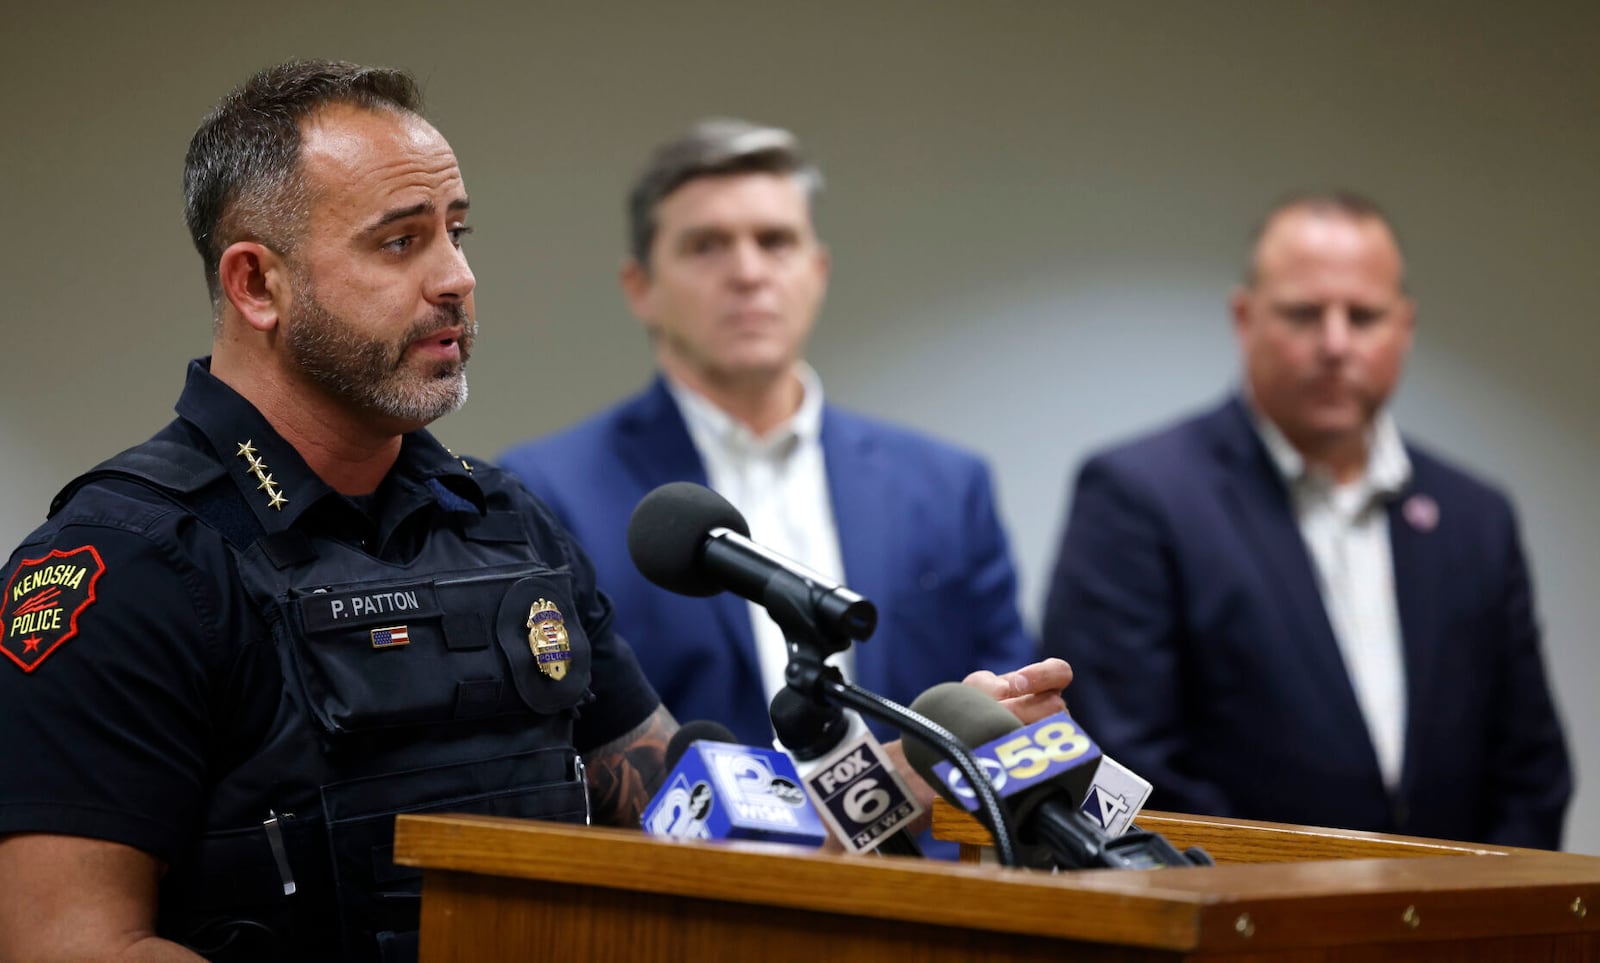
<box><xmin>52</xmin><ymin>439</ymin><xmax>595</xmax><ymax>963</ymax></box>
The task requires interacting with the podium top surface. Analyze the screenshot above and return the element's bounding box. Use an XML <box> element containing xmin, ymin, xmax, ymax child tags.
<box><xmin>395</xmin><ymin>812</ymin><xmax>1600</xmax><ymax>954</ymax></box>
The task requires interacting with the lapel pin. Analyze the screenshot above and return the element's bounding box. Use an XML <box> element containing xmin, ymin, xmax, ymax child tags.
<box><xmin>371</xmin><ymin>625</ymin><xmax>411</xmax><ymax>648</ymax></box>
<box><xmin>1402</xmin><ymin>494</ymin><xmax>1439</xmax><ymax>533</ymax></box>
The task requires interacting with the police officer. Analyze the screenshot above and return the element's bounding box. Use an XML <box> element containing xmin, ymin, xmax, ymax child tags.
<box><xmin>0</xmin><ymin>60</ymin><xmax>1072</xmax><ymax>963</ymax></box>
<box><xmin>0</xmin><ymin>61</ymin><xmax>674</xmax><ymax>962</ymax></box>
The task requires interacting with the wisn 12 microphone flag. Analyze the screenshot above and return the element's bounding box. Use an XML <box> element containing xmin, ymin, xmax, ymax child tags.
<box><xmin>642</xmin><ymin>740</ymin><xmax>829</xmax><ymax>846</ymax></box>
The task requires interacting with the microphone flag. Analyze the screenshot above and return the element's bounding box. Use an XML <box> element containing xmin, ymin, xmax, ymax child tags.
<box><xmin>798</xmin><ymin>730</ymin><xmax>924</xmax><ymax>855</ymax></box>
<box><xmin>930</xmin><ymin>711</ymin><xmax>1102</xmax><ymax>814</ymax></box>
<box><xmin>642</xmin><ymin>740</ymin><xmax>829</xmax><ymax>847</ymax></box>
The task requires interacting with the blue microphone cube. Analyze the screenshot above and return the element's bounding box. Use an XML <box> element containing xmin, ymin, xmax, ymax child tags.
<box><xmin>642</xmin><ymin>741</ymin><xmax>829</xmax><ymax>847</ymax></box>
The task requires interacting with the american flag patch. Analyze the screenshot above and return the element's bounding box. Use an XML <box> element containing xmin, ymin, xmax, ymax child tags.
<box><xmin>370</xmin><ymin>625</ymin><xmax>411</xmax><ymax>648</ymax></box>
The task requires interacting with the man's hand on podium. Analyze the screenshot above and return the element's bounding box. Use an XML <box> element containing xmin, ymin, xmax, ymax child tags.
<box><xmin>961</xmin><ymin>657</ymin><xmax>1073</xmax><ymax>724</ymax></box>
<box><xmin>883</xmin><ymin>657</ymin><xmax>1075</xmax><ymax>836</ymax></box>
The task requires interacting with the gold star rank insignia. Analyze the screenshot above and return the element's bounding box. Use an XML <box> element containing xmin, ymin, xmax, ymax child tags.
<box><xmin>236</xmin><ymin>441</ymin><xmax>288</xmax><ymax>512</ymax></box>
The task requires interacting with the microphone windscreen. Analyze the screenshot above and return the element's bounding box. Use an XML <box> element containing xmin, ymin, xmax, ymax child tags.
<box><xmin>628</xmin><ymin>482</ymin><xmax>751</xmax><ymax>597</ymax></box>
<box><xmin>665</xmin><ymin>719</ymin><xmax>738</xmax><ymax>771</ymax></box>
<box><xmin>903</xmin><ymin>682</ymin><xmax>1022</xmax><ymax>804</ymax></box>
<box><xmin>769</xmin><ymin>687</ymin><xmax>852</xmax><ymax>761</ymax></box>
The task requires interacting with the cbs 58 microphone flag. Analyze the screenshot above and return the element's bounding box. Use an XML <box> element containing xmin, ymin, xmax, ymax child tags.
<box><xmin>930</xmin><ymin>711</ymin><xmax>1103</xmax><ymax>816</ymax></box>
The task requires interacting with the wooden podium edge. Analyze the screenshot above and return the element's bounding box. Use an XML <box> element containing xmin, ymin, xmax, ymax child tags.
<box><xmin>395</xmin><ymin>812</ymin><xmax>1206</xmax><ymax>949</ymax></box>
<box><xmin>395</xmin><ymin>812</ymin><xmax>1600</xmax><ymax>954</ymax></box>
<box><xmin>930</xmin><ymin>799</ymin><xmax>1543</xmax><ymax>864</ymax></box>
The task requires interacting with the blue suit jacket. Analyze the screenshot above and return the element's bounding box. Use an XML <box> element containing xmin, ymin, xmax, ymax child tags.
<box><xmin>1041</xmin><ymin>397</ymin><xmax>1571</xmax><ymax>848</ymax></box>
<box><xmin>499</xmin><ymin>378</ymin><xmax>1037</xmax><ymax>745</ymax></box>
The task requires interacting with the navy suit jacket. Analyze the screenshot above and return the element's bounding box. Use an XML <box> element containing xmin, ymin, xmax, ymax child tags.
<box><xmin>1041</xmin><ymin>397</ymin><xmax>1571</xmax><ymax>848</ymax></box>
<box><xmin>499</xmin><ymin>378</ymin><xmax>1036</xmax><ymax>745</ymax></box>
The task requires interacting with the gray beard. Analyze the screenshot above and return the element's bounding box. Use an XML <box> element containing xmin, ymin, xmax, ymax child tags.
<box><xmin>284</xmin><ymin>277</ymin><xmax>475</xmax><ymax>426</ymax></box>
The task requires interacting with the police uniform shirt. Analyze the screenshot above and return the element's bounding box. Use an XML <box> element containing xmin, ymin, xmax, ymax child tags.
<box><xmin>0</xmin><ymin>357</ymin><xmax>660</xmax><ymax>865</ymax></box>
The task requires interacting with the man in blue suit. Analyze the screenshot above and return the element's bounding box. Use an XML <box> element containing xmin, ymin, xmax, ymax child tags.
<box><xmin>500</xmin><ymin>119</ymin><xmax>1036</xmax><ymax>746</ymax></box>
<box><xmin>1041</xmin><ymin>192</ymin><xmax>1571</xmax><ymax>848</ymax></box>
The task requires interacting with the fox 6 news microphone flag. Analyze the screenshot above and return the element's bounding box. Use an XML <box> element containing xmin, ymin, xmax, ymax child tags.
<box><xmin>793</xmin><ymin>721</ymin><xmax>924</xmax><ymax>855</ymax></box>
<box><xmin>770</xmin><ymin>686</ymin><xmax>924</xmax><ymax>857</ymax></box>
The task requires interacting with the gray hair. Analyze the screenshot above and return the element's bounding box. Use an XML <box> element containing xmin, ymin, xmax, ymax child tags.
<box><xmin>626</xmin><ymin>118</ymin><xmax>823</xmax><ymax>267</ymax></box>
<box><xmin>184</xmin><ymin>59</ymin><xmax>425</xmax><ymax>309</ymax></box>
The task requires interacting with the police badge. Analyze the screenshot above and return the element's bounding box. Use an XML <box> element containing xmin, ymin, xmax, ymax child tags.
<box><xmin>525</xmin><ymin>598</ymin><xmax>572</xmax><ymax>680</ymax></box>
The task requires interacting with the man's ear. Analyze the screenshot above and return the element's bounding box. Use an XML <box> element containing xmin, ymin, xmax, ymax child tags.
<box><xmin>218</xmin><ymin>241</ymin><xmax>292</xmax><ymax>333</ymax></box>
<box><xmin>1398</xmin><ymin>294</ymin><xmax>1418</xmax><ymax>334</ymax></box>
<box><xmin>1228</xmin><ymin>285</ymin><xmax>1253</xmax><ymax>344</ymax></box>
<box><xmin>619</xmin><ymin>257</ymin><xmax>656</xmax><ymax>332</ymax></box>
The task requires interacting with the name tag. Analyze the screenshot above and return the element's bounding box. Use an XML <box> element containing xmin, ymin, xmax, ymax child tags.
<box><xmin>299</xmin><ymin>583</ymin><xmax>441</xmax><ymax>633</ymax></box>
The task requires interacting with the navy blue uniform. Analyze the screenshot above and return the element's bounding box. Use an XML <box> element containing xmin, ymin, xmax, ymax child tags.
<box><xmin>0</xmin><ymin>359</ymin><xmax>659</xmax><ymax>961</ymax></box>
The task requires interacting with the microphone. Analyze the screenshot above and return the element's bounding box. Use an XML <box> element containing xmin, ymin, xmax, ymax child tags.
<box><xmin>641</xmin><ymin>721</ymin><xmax>829</xmax><ymax>847</ymax></box>
<box><xmin>628</xmin><ymin>482</ymin><xmax>877</xmax><ymax>645</ymax></box>
<box><xmin>626</xmin><ymin>482</ymin><xmax>1022</xmax><ymax>865</ymax></box>
<box><xmin>770</xmin><ymin>688</ymin><xmax>924</xmax><ymax>857</ymax></box>
<box><xmin>659</xmin><ymin>720</ymin><xmax>738</xmax><ymax>786</ymax></box>
<box><xmin>903</xmin><ymin>683</ymin><xmax>1207</xmax><ymax>870</ymax></box>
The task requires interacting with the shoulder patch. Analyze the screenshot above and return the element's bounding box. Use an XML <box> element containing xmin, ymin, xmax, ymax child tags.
<box><xmin>2</xmin><ymin>545</ymin><xmax>107</xmax><ymax>673</ymax></box>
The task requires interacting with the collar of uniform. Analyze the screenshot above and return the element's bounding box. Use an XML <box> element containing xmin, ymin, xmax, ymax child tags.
<box><xmin>173</xmin><ymin>358</ymin><xmax>489</xmax><ymax>532</ymax></box>
<box><xmin>665</xmin><ymin>362</ymin><xmax>825</xmax><ymax>459</ymax></box>
<box><xmin>174</xmin><ymin>357</ymin><xmax>336</xmax><ymax>532</ymax></box>
<box><xmin>1243</xmin><ymin>390</ymin><xmax>1412</xmax><ymax>499</ymax></box>
<box><xmin>395</xmin><ymin>429</ymin><xmax>488</xmax><ymax>514</ymax></box>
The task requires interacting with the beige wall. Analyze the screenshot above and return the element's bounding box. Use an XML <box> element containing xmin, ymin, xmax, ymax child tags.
<box><xmin>4</xmin><ymin>1</ymin><xmax>1597</xmax><ymax>849</ymax></box>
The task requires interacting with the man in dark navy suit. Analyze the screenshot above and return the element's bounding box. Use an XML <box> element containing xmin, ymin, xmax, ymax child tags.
<box><xmin>1041</xmin><ymin>192</ymin><xmax>1571</xmax><ymax>848</ymax></box>
<box><xmin>499</xmin><ymin>119</ymin><xmax>1037</xmax><ymax>747</ymax></box>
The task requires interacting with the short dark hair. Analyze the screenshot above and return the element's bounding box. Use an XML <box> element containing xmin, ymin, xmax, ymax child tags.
<box><xmin>1243</xmin><ymin>190</ymin><xmax>1403</xmax><ymax>286</ymax></box>
<box><xmin>184</xmin><ymin>59</ymin><xmax>424</xmax><ymax>307</ymax></box>
<box><xmin>625</xmin><ymin>118</ymin><xmax>823</xmax><ymax>267</ymax></box>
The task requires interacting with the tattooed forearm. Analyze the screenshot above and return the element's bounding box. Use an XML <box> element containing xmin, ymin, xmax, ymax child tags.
<box><xmin>585</xmin><ymin>705</ymin><xmax>677</xmax><ymax>827</ymax></box>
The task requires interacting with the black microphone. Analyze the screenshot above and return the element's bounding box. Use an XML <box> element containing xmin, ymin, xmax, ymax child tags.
<box><xmin>629</xmin><ymin>482</ymin><xmax>1021</xmax><ymax>866</ymax></box>
<box><xmin>770</xmin><ymin>688</ymin><xmax>924</xmax><ymax>858</ymax></box>
<box><xmin>628</xmin><ymin>482</ymin><xmax>877</xmax><ymax>644</ymax></box>
<box><xmin>661</xmin><ymin>720</ymin><xmax>738</xmax><ymax>780</ymax></box>
<box><xmin>903</xmin><ymin>683</ymin><xmax>1206</xmax><ymax>871</ymax></box>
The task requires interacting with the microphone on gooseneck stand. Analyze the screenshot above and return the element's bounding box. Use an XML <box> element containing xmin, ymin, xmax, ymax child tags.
<box><xmin>769</xmin><ymin>687</ymin><xmax>924</xmax><ymax>858</ymax></box>
<box><xmin>640</xmin><ymin>720</ymin><xmax>829</xmax><ymax>847</ymax></box>
<box><xmin>627</xmin><ymin>482</ymin><xmax>1023</xmax><ymax>867</ymax></box>
<box><xmin>626</xmin><ymin>481</ymin><xmax>877</xmax><ymax>644</ymax></box>
<box><xmin>903</xmin><ymin>683</ymin><xmax>1211</xmax><ymax>871</ymax></box>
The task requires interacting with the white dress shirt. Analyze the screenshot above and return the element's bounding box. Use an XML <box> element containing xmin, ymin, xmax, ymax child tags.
<box><xmin>1252</xmin><ymin>407</ymin><xmax>1413</xmax><ymax>790</ymax></box>
<box><xmin>666</xmin><ymin>365</ymin><xmax>854</xmax><ymax>721</ymax></box>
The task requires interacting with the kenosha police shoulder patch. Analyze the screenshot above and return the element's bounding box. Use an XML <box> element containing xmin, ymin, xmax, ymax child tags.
<box><xmin>1</xmin><ymin>545</ymin><xmax>107</xmax><ymax>673</ymax></box>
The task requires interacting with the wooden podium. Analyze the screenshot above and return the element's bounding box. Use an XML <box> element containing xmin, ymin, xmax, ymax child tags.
<box><xmin>394</xmin><ymin>806</ymin><xmax>1600</xmax><ymax>961</ymax></box>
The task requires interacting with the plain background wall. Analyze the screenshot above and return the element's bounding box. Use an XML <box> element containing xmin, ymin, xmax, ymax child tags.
<box><xmin>4</xmin><ymin>1</ymin><xmax>1596</xmax><ymax>849</ymax></box>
